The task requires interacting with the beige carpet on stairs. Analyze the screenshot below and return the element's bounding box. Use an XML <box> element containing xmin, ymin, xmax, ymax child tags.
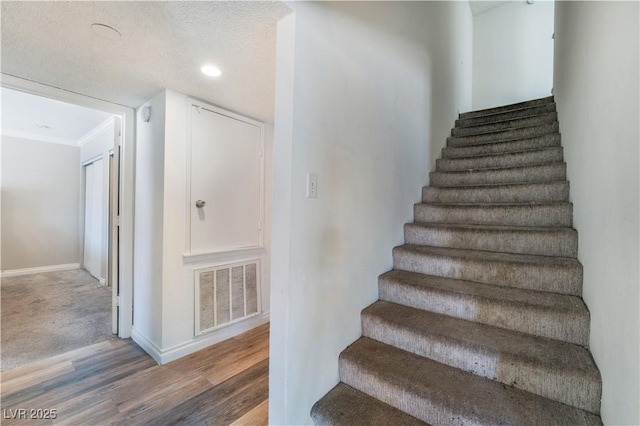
<box><xmin>311</xmin><ymin>96</ymin><xmax>603</xmax><ymax>425</ymax></box>
<box><xmin>1</xmin><ymin>269</ymin><xmax>114</xmax><ymax>371</ymax></box>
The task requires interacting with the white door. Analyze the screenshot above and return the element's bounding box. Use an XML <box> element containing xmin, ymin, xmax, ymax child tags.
<box><xmin>83</xmin><ymin>158</ymin><xmax>104</xmax><ymax>280</ymax></box>
<box><xmin>190</xmin><ymin>107</ymin><xmax>263</xmax><ymax>253</ymax></box>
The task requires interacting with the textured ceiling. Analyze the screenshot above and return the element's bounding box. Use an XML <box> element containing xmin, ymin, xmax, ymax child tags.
<box><xmin>1</xmin><ymin>1</ymin><xmax>292</xmax><ymax>123</ymax></box>
<box><xmin>468</xmin><ymin>0</ymin><xmax>512</xmax><ymax>16</ymax></box>
<box><xmin>1</xmin><ymin>87</ymin><xmax>114</xmax><ymax>145</ymax></box>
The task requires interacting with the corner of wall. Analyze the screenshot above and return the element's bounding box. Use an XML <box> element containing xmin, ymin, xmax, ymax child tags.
<box><xmin>133</xmin><ymin>89</ymin><xmax>167</xmax><ymax>350</ymax></box>
<box><xmin>269</xmin><ymin>11</ymin><xmax>296</xmax><ymax>425</ymax></box>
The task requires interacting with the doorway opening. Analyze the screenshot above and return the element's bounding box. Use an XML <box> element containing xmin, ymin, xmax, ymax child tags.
<box><xmin>81</xmin><ymin>115</ymin><xmax>122</xmax><ymax>335</ymax></box>
<box><xmin>0</xmin><ymin>78</ymin><xmax>134</xmax><ymax>369</ymax></box>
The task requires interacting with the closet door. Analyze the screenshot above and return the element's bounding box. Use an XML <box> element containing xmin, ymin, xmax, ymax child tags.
<box><xmin>190</xmin><ymin>107</ymin><xmax>262</xmax><ymax>254</ymax></box>
<box><xmin>84</xmin><ymin>159</ymin><xmax>104</xmax><ymax>279</ymax></box>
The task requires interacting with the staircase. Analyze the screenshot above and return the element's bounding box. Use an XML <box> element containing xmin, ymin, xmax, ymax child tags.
<box><xmin>311</xmin><ymin>97</ymin><xmax>603</xmax><ymax>425</ymax></box>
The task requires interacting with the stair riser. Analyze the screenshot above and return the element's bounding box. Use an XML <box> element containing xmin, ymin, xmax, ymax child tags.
<box><xmin>447</xmin><ymin>122</ymin><xmax>559</xmax><ymax>147</ymax></box>
<box><xmin>414</xmin><ymin>204</ymin><xmax>573</xmax><ymax>227</ymax></box>
<box><xmin>456</xmin><ymin>103</ymin><xmax>557</xmax><ymax>128</ymax></box>
<box><xmin>430</xmin><ymin>163</ymin><xmax>566</xmax><ymax>186</ymax></box>
<box><xmin>339</xmin><ymin>355</ymin><xmax>445</xmax><ymax>424</ymax></box>
<box><xmin>361</xmin><ymin>313</ymin><xmax>601</xmax><ymax>413</ymax></box>
<box><xmin>460</xmin><ymin>96</ymin><xmax>554</xmax><ymax>119</ymax></box>
<box><xmin>422</xmin><ymin>182</ymin><xmax>569</xmax><ymax>204</ymax></box>
<box><xmin>442</xmin><ymin>134</ymin><xmax>561</xmax><ymax>158</ymax></box>
<box><xmin>404</xmin><ymin>224</ymin><xmax>578</xmax><ymax>257</ymax></box>
<box><xmin>452</xmin><ymin>112</ymin><xmax>558</xmax><ymax>137</ymax></box>
<box><xmin>378</xmin><ymin>278</ymin><xmax>589</xmax><ymax>345</ymax></box>
<box><xmin>392</xmin><ymin>248</ymin><xmax>582</xmax><ymax>295</ymax></box>
<box><xmin>436</xmin><ymin>148</ymin><xmax>563</xmax><ymax>172</ymax></box>
<box><xmin>311</xmin><ymin>384</ymin><xmax>426</xmax><ymax>426</ymax></box>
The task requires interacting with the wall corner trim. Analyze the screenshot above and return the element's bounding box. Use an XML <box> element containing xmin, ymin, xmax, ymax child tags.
<box><xmin>131</xmin><ymin>327</ymin><xmax>163</xmax><ymax>365</ymax></box>
<box><xmin>77</xmin><ymin>116</ymin><xmax>116</xmax><ymax>147</ymax></box>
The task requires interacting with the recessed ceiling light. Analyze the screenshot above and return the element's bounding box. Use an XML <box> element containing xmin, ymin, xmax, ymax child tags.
<box><xmin>91</xmin><ymin>23</ymin><xmax>121</xmax><ymax>40</ymax></box>
<box><xmin>201</xmin><ymin>65</ymin><xmax>222</xmax><ymax>77</ymax></box>
<box><xmin>36</xmin><ymin>124</ymin><xmax>51</xmax><ymax>129</ymax></box>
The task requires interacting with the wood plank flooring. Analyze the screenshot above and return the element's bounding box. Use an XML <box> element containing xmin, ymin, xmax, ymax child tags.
<box><xmin>0</xmin><ymin>324</ymin><xmax>269</xmax><ymax>425</ymax></box>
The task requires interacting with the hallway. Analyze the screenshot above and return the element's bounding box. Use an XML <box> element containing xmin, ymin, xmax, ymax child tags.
<box><xmin>0</xmin><ymin>323</ymin><xmax>269</xmax><ymax>425</ymax></box>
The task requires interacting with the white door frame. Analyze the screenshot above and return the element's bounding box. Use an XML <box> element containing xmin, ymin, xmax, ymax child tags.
<box><xmin>1</xmin><ymin>74</ymin><xmax>135</xmax><ymax>338</ymax></box>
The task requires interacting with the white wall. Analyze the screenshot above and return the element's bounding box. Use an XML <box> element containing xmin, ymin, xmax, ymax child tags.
<box><xmin>269</xmin><ymin>2</ymin><xmax>472</xmax><ymax>423</ymax></box>
<box><xmin>472</xmin><ymin>0</ymin><xmax>554</xmax><ymax>110</ymax></box>
<box><xmin>1</xmin><ymin>136</ymin><xmax>80</xmax><ymax>270</ymax></box>
<box><xmin>133</xmin><ymin>89</ymin><xmax>272</xmax><ymax>363</ymax></box>
<box><xmin>133</xmin><ymin>91</ymin><xmax>166</xmax><ymax>349</ymax></box>
<box><xmin>269</xmin><ymin>13</ymin><xmax>295</xmax><ymax>422</ymax></box>
<box><xmin>159</xmin><ymin>89</ymin><xmax>188</xmax><ymax>350</ymax></box>
<box><xmin>553</xmin><ymin>2</ymin><xmax>639</xmax><ymax>424</ymax></box>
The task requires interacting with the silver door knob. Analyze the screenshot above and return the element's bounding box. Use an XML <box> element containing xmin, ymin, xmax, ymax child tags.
<box><xmin>195</xmin><ymin>200</ymin><xmax>206</xmax><ymax>208</ymax></box>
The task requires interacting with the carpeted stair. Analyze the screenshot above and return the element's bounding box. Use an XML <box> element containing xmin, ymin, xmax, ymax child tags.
<box><xmin>311</xmin><ymin>96</ymin><xmax>603</xmax><ymax>425</ymax></box>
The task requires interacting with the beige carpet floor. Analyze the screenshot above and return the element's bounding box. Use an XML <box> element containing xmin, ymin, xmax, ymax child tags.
<box><xmin>1</xmin><ymin>269</ymin><xmax>114</xmax><ymax>371</ymax></box>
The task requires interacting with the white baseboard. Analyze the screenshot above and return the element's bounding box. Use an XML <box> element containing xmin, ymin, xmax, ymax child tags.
<box><xmin>0</xmin><ymin>263</ymin><xmax>80</xmax><ymax>277</ymax></box>
<box><xmin>99</xmin><ymin>278</ymin><xmax>107</xmax><ymax>286</ymax></box>
<box><xmin>131</xmin><ymin>328</ymin><xmax>163</xmax><ymax>365</ymax></box>
<box><xmin>160</xmin><ymin>312</ymin><xmax>270</xmax><ymax>364</ymax></box>
<box><xmin>132</xmin><ymin>312</ymin><xmax>270</xmax><ymax>365</ymax></box>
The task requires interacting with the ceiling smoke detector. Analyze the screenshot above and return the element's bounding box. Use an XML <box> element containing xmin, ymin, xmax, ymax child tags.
<box><xmin>91</xmin><ymin>23</ymin><xmax>122</xmax><ymax>40</ymax></box>
<box><xmin>36</xmin><ymin>124</ymin><xmax>51</xmax><ymax>129</ymax></box>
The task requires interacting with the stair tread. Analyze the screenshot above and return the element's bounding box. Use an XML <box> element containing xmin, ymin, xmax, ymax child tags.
<box><xmin>430</xmin><ymin>162</ymin><xmax>566</xmax><ymax>187</ymax></box>
<box><xmin>431</xmin><ymin>161</ymin><xmax>564</xmax><ymax>175</ymax></box>
<box><xmin>423</xmin><ymin>180</ymin><xmax>568</xmax><ymax>190</ymax></box>
<box><xmin>442</xmin><ymin>135</ymin><xmax>562</xmax><ymax>158</ymax></box>
<box><xmin>437</xmin><ymin>150</ymin><xmax>564</xmax><ymax>173</ymax></box>
<box><xmin>452</xmin><ymin>118</ymin><xmax>558</xmax><ymax>138</ymax></box>
<box><xmin>405</xmin><ymin>222</ymin><xmax>578</xmax><ymax>257</ymax></box>
<box><xmin>407</xmin><ymin>222</ymin><xmax>576</xmax><ymax>234</ymax></box>
<box><xmin>340</xmin><ymin>337</ymin><xmax>600</xmax><ymax>425</ymax></box>
<box><xmin>449</xmin><ymin>122</ymin><xmax>557</xmax><ymax>139</ymax></box>
<box><xmin>447</xmin><ymin>124</ymin><xmax>560</xmax><ymax>147</ymax></box>
<box><xmin>456</xmin><ymin>104</ymin><xmax>556</xmax><ymax>128</ymax></box>
<box><xmin>417</xmin><ymin>201</ymin><xmax>572</xmax><ymax>207</ymax></box>
<box><xmin>414</xmin><ymin>202</ymin><xmax>573</xmax><ymax>228</ymax></box>
<box><xmin>380</xmin><ymin>270</ymin><xmax>586</xmax><ymax>313</ymax></box>
<box><xmin>422</xmin><ymin>182</ymin><xmax>570</xmax><ymax>205</ymax></box>
<box><xmin>456</xmin><ymin>111</ymin><xmax>557</xmax><ymax>129</ymax></box>
<box><xmin>395</xmin><ymin>244</ymin><xmax>580</xmax><ymax>265</ymax></box>
<box><xmin>311</xmin><ymin>383</ymin><xmax>428</xmax><ymax>426</ymax></box>
<box><xmin>364</xmin><ymin>301</ymin><xmax>598</xmax><ymax>376</ymax></box>
<box><xmin>359</xmin><ymin>304</ymin><xmax>601</xmax><ymax>413</ymax></box>
<box><xmin>379</xmin><ymin>270</ymin><xmax>589</xmax><ymax>345</ymax></box>
<box><xmin>460</xmin><ymin>96</ymin><xmax>555</xmax><ymax>119</ymax></box>
<box><xmin>440</xmin><ymin>146</ymin><xmax>562</xmax><ymax>162</ymax></box>
<box><xmin>394</xmin><ymin>245</ymin><xmax>581</xmax><ymax>295</ymax></box>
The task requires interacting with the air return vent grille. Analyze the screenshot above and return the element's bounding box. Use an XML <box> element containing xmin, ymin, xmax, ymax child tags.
<box><xmin>195</xmin><ymin>260</ymin><xmax>260</xmax><ymax>335</ymax></box>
